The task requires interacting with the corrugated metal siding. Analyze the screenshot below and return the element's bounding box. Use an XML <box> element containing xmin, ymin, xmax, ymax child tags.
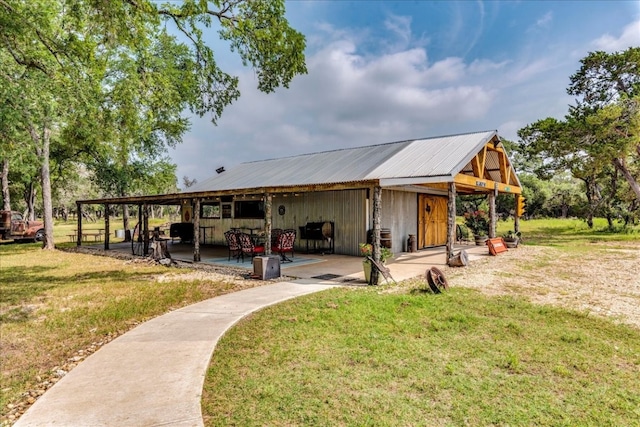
<box><xmin>272</xmin><ymin>189</ymin><xmax>367</xmax><ymax>256</ymax></box>
<box><xmin>380</xmin><ymin>190</ymin><xmax>418</xmax><ymax>253</ymax></box>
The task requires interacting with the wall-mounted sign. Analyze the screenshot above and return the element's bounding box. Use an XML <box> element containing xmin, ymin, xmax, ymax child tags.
<box><xmin>476</xmin><ymin>181</ymin><xmax>487</xmax><ymax>188</ymax></box>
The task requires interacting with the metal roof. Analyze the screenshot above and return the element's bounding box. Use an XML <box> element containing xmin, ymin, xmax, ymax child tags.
<box><xmin>189</xmin><ymin>130</ymin><xmax>498</xmax><ymax>193</ymax></box>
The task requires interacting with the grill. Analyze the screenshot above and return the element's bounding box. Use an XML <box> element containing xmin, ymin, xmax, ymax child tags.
<box><xmin>170</xmin><ymin>223</ymin><xmax>193</xmax><ymax>243</ymax></box>
<box><xmin>299</xmin><ymin>221</ymin><xmax>334</xmax><ymax>254</ymax></box>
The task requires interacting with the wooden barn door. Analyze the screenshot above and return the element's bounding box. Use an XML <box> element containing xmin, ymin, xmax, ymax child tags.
<box><xmin>418</xmin><ymin>195</ymin><xmax>448</xmax><ymax>248</ymax></box>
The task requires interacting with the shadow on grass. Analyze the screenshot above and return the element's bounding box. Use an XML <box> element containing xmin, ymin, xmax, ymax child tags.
<box><xmin>0</xmin><ymin>264</ymin><xmax>158</xmax><ymax>323</ymax></box>
<box><xmin>0</xmin><ymin>265</ymin><xmax>59</xmax><ymax>305</ymax></box>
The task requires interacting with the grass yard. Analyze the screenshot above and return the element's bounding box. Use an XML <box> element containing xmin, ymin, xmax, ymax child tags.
<box><xmin>203</xmin><ymin>288</ymin><xmax>640</xmax><ymax>426</ymax></box>
<box><xmin>1</xmin><ymin>217</ymin><xmax>639</xmax><ymax>425</ymax></box>
<box><xmin>202</xmin><ymin>219</ymin><xmax>640</xmax><ymax>426</ymax></box>
<box><xmin>0</xmin><ymin>240</ymin><xmax>256</xmax><ymax>423</ymax></box>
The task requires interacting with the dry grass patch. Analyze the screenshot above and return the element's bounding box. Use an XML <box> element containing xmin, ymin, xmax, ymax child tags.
<box><xmin>439</xmin><ymin>241</ymin><xmax>640</xmax><ymax>328</ymax></box>
<box><xmin>0</xmin><ymin>243</ymin><xmax>265</xmax><ymax>423</ymax></box>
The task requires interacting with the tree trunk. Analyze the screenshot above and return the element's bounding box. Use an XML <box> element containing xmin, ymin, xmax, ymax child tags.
<box><xmin>193</xmin><ymin>199</ymin><xmax>200</xmax><ymax>262</ymax></box>
<box><xmin>1</xmin><ymin>157</ymin><xmax>10</xmax><ymax>211</ymax></box>
<box><xmin>488</xmin><ymin>187</ymin><xmax>497</xmax><ymax>238</ymax></box>
<box><xmin>446</xmin><ymin>182</ymin><xmax>456</xmax><ymax>264</ymax></box>
<box><xmin>264</xmin><ymin>192</ymin><xmax>272</xmax><ymax>255</ymax></box>
<box><xmin>25</xmin><ymin>181</ymin><xmax>36</xmax><ymax>221</ymax></box>
<box><xmin>29</xmin><ymin>123</ymin><xmax>54</xmax><ymax>249</ymax></box>
<box><xmin>123</xmin><ymin>204</ymin><xmax>131</xmax><ymax>242</ymax></box>
<box><xmin>370</xmin><ymin>185</ymin><xmax>382</xmax><ymax>285</ymax></box>
<box><xmin>40</xmin><ymin>127</ymin><xmax>54</xmax><ymax>249</ymax></box>
<box><xmin>613</xmin><ymin>157</ymin><xmax>640</xmax><ymax>202</ymax></box>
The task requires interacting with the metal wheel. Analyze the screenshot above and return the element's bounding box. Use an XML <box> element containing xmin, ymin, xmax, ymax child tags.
<box><xmin>34</xmin><ymin>229</ymin><xmax>45</xmax><ymax>242</ymax></box>
<box><xmin>426</xmin><ymin>267</ymin><xmax>449</xmax><ymax>293</ymax></box>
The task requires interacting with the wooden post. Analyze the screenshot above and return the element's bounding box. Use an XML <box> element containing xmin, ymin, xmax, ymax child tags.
<box><xmin>264</xmin><ymin>192</ymin><xmax>272</xmax><ymax>255</ymax></box>
<box><xmin>489</xmin><ymin>186</ymin><xmax>497</xmax><ymax>238</ymax></box>
<box><xmin>193</xmin><ymin>198</ymin><xmax>201</xmax><ymax>262</ymax></box>
<box><xmin>370</xmin><ymin>185</ymin><xmax>382</xmax><ymax>285</ymax></box>
<box><xmin>446</xmin><ymin>182</ymin><xmax>456</xmax><ymax>263</ymax></box>
<box><xmin>76</xmin><ymin>201</ymin><xmax>82</xmax><ymax>247</ymax></box>
<box><xmin>143</xmin><ymin>203</ymin><xmax>149</xmax><ymax>256</ymax></box>
<box><xmin>104</xmin><ymin>203</ymin><xmax>110</xmax><ymax>250</ymax></box>
<box><xmin>514</xmin><ymin>194</ymin><xmax>521</xmax><ymax>234</ymax></box>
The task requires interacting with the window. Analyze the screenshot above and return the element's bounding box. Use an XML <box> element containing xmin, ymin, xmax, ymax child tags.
<box><xmin>200</xmin><ymin>201</ymin><xmax>220</xmax><ymax>219</ymax></box>
<box><xmin>234</xmin><ymin>200</ymin><xmax>264</xmax><ymax>219</ymax></box>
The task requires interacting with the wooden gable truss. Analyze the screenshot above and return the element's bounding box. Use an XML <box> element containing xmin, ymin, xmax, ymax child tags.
<box><xmin>454</xmin><ymin>138</ymin><xmax>521</xmax><ymax>195</ymax></box>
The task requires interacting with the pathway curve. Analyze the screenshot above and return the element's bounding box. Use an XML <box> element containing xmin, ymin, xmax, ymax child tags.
<box><xmin>15</xmin><ymin>280</ymin><xmax>336</xmax><ymax>427</ymax></box>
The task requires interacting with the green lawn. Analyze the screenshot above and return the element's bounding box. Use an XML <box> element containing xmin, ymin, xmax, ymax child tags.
<box><xmin>202</xmin><ymin>218</ymin><xmax>640</xmax><ymax>426</ymax></box>
<box><xmin>203</xmin><ymin>288</ymin><xmax>640</xmax><ymax>426</ymax></box>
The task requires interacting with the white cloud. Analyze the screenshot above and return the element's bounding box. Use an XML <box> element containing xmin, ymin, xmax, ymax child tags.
<box><xmin>592</xmin><ymin>19</ymin><xmax>640</xmax><ymax>51</ymax></box>
<box><xmin>384</xmin><ymin>14</ymin><xmax>412</xmax><ymax>47</ymax></box>
<box><xmin>536</xmin><ymin>11</ymin><xmax>553</xmax><ymax>28</ymax></box>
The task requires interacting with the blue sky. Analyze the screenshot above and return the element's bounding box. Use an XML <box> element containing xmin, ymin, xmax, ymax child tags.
<box><xmin>168</xmin><ymin>0</ymin><xmax>640</xmax><ymax>185</ymax></box>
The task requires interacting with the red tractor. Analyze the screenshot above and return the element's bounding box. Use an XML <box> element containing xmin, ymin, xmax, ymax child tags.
<box><xmin>0</xmin><ymin>210</ymin><xmax>45</xmax><ymax>242</ymax></box>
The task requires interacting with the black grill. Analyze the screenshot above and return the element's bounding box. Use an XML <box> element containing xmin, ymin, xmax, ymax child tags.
<box><xmin>170</xmin><ymin>223</ymin><xmax>193</xmax><ymax>243</ymax></box>
<box><xmin>299</xmin><ymin>221</ymin><xmax>334</xmax><ymax>254</ymax></box>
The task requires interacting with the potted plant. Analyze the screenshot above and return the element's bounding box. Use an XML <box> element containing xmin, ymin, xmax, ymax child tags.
<box><xmin>463</xmin><ymin>210</ymin><xmax>489</xmax><ymax>245</ymax></box>
<box><xmin>359</xmin><ymin>243</ymin><xmax>393</xmax><ymax>284</ymax></box>
<box><xmin>502</xmin><ymin>230</ymin><xmax>521</xmax><ymax>248</ymax></box>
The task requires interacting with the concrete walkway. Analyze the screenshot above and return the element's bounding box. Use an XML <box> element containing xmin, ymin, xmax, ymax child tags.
<box><xmin>15</xmin><ymin>280</ymin><xmax>337</xmax><ymax>427</ymax></box>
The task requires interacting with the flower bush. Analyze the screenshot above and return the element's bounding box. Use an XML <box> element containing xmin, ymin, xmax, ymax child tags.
<box><xmin>359</xmin><ymin>243</ymin><xmax>393</xmax><ymax>263</ymax></box>
<box><xmin>463</xmin><ymin>210</ymin><xmax>489</xmax><ymax>236</ymax></box>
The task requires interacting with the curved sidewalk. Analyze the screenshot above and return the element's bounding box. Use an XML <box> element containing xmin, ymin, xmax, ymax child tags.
<box><xmin>15</xmin><ymin>280</ymin><xmax>336</xmax><ymax>427</ymax></box>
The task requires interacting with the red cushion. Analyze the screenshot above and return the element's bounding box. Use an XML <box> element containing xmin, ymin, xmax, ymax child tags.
<box><xmin>254</xmin><ymin>246</ymin><xmax>265</xmax><ymax>254</ymax></box>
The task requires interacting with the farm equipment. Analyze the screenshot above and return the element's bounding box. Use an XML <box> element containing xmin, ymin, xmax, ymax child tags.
<box><xmin>0</xmin><ymin>210</ymin><xmax>45</xmax><ymax>242</ymax></box>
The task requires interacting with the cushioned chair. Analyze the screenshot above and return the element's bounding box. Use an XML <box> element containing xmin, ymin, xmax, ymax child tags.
<box><xmin>224</xmin><ymin>230</ymin><xmax>242</xmax><ymax>261</ymax></box>
<box><xmin>237</xmin><ymin>232</ymin><xmax>265</xmax><ymax>262</ymax></box>
<box><xmin>270</xmin><ymin>228</ymin><xmax>283</xmax><ymax>249</ymax></box>
<box><xmin>273</xmin><ymin>229</ymin><xmax>296</xmax><ymax>262</ymax></box>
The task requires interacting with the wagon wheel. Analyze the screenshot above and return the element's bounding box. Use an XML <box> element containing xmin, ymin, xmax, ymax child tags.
<box><xmin>426</xmin><ymin>267</ymin><xmax>449</xmax><ymax>293</ymax></box>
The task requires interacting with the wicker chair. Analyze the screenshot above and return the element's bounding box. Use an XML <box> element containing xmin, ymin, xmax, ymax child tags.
<box><xmin>273</xmin><ymin>229</ymin><xmax>296</xmax><ymax>262</ymax></box>
<box><xmin>237</xmin><ymin>232</ymin><xmax>265</xmax><ymax>262</ymax></box>
<box><xmin>224</xmin><ymin>230</ymin><xmax>242</xmax><ymax>261</ymax></box>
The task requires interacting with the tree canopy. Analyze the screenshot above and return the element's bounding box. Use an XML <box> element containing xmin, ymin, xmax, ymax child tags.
<box><xmin>0</xmin><ymin>0</ymin><xmax>307</xmax><ymax>248</ymax></box>
<box><xmin>518</xmin><ymin>47</ymin><xmax>640</xmax><ymax>227</ymax></box>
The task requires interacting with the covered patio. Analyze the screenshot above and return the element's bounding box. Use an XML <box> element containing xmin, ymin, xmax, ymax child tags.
<box><xmin>101</xmin><ymin>240</ymin><xmax>490</xmax><ymax>283</ymax></box>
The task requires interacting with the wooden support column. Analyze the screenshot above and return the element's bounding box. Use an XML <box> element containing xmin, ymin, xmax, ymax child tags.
<box><xmin>446</xmin><ymin>182</ymin><xmax>456</xmax><ymax>263</ymax></box>
<box><xmin>143</xmin><ymin>204</ymin><xmax>149</xmax><ymax>256</ymax></box>
<box><xmin>264</xmin><ymin>192</ymin><xmax>272</xmax><ymax>255</ymax></box>
<box><xmin>370</xmin><ymin>185</ymin><xmax>382</xmax><ymax>285</ymax></box>
<box><xmin>193</xmin><ymin>198</ymin><xmax>201</xmax><ymax>262</ymax></box>
<box><xmin>76</xmin><ymin>202</ymin><xmax>82</xmax><ymax>247</ymax></box>
<box><xmin>514</xmin><ymin>194</ymin><xmax>521</xmax><ymax>234</ymax></box>
<box><xmin>104</xmin><ymin>204</ymin><xmax>110</xmax><ymax>250</ymax></box>
<box><xmin>489</xmin><ymin>186</ymin><xmax>498</xmax><ymax>238</ymax></box>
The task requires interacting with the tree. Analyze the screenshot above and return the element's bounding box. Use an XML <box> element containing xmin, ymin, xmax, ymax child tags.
<box><xmin>518</xmin><ymin>48</ymin><xmax>640</xmax><ymax>227</ymax></box>
<box><xmin>1</xmin><ymin>0</ymin><xmax>307</xmax><ymax>249</ymax></box>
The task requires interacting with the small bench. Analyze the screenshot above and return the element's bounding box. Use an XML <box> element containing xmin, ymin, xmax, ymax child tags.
<box><xmin>67</xmin><ymin>234</ymin><xmax>77</xmax><ymax>242</ymax></box>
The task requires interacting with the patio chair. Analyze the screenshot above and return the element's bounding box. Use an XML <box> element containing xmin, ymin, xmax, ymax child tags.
<box><xmin>237</xmin><ymin>232</ymin><xmax>265</xmax><ymax>263</ymax></box>
<box><xmin>273</xmin><ymin>229</ymin><xmax>296</xmax><ymax>262</ymax></box>
<box><xmin>270</xmin><ymin>228</ymin><xmax>283</xmax><ymax>249</ymax></box>
<box><xmin>224</xmin><ymin>230</ymin><xmax>242</xmax><ymax>261</ymax></box>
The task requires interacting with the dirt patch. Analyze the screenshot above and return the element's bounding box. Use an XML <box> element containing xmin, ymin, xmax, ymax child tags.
<box><xmin>441</xmin><ymin>242</ymin><xmax>640</xmax><ymax>328</ymax></box>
